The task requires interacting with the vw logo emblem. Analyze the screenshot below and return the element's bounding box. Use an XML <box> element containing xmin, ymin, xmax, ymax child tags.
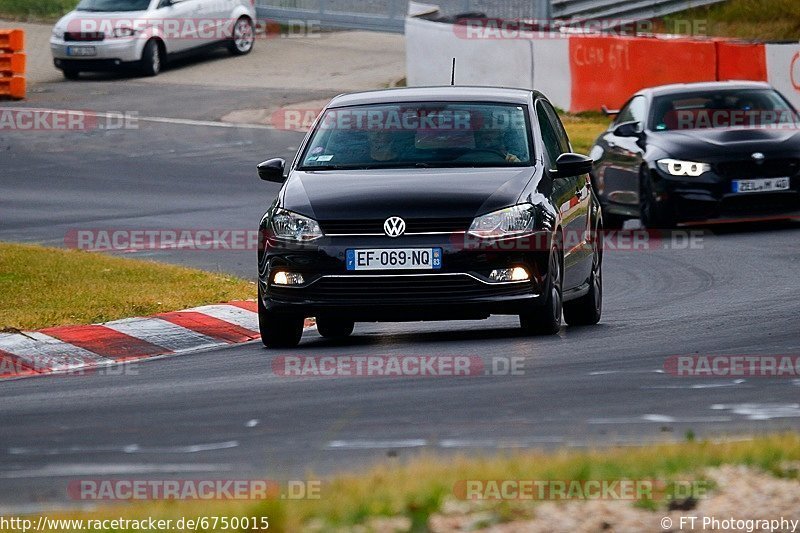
<box><xmin>752</xmin><ymin>152</ymin><xmax>765</xmax><ymax>163</ymax></box>
<box><xmin>384</xmin><ymin>216</ymin><xmax>406</xmax><ymax>238</ymax></box>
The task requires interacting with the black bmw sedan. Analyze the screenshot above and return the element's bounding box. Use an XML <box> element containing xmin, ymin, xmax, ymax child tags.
<box><xmin>256</xmin><ymin>87</ymin><xmax>603</xmax><ymax>348</ymax></box>
<box><xmin>591</xmin><ymin>81</ymin><xmax>800</xmax><ymax>228</ymax></box>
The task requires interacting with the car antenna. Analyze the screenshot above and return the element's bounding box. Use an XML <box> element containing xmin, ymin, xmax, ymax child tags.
<box><xmin>450</xmin><ymin>58</ymin><xmax>456</xmax><ymax>86</ymax></box>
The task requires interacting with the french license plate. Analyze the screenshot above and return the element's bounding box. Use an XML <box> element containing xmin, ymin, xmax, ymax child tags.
<box><xmin>66</xmin><ymin>46</ymin><xmax>97</xmax><ymax>57</ymax></box>
<box><xmin>346</xmin><ymin>248</ymin><xmax>442</xmax><ymax>271</ymax></box>
<box><xmin>732</xmin><ymin>177</ymin><xmax>790</xmax><ymax>193</ymax></box>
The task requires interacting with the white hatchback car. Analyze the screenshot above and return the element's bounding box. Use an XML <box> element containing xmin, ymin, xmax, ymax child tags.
<box><xmin>50</xmin><ymin>0</ymin><xmax>256</xmax><ymax>79</ymax></box>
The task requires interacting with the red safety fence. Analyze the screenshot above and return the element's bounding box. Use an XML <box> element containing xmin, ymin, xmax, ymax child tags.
<box><xmin>0</xmin><ymin>29</ymin><xmax>25</xmax><ymax>100</ymax></box>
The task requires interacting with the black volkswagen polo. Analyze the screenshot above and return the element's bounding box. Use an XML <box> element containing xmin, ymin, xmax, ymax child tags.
<box><xmin>591</xmin><ymin>81</ymin><xmax>800</xmax><ymax>228</ymax></box>
<box><xmin>256</xmin><ymin>87</ymin><xmax>603</xmax><ymax>348</ymax></box>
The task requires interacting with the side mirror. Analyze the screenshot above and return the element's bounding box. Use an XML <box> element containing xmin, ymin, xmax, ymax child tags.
<box><xmin>555</xmin><ymin>152</ymin><xmax>593</xmax><ymax>178</ymax></box>
<box><xmin>258</xmin><ymin>158</ymin><xmax>286</xmax><ymax>183</ymax></box>
<box><xmin>613</xmin><ymin>121</ymin><xmax>642</xmax><ymax>138</ymax></box>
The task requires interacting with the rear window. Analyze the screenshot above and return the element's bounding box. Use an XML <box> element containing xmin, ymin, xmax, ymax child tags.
<box><xmin>298</xmin><ymin>102</ymin><xmax>533</xmax><ymax>170</ymax></box>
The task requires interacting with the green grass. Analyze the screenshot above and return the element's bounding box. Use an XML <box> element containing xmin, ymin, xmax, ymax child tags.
<box><xmin>0</xmin><ymin>242</ymin><xmax>255</xmax><ymax>331</ymax></box>
<box><xmin>5</xmin><ymin>434</ymin><xmax>797</xmax><ymax>532</ymax></box>
<box><xmin>562</xmin><ymin>112</ymin><xmax>610</xmax><ymax>155</ymax></box>
<box><xmin>0</xmin><ymin>0</ymin><xmax>77</xmax><ymax>20</ymax></box>
<box><xmin>665</xmin><ymin>0</ymin><xmax>800</xmax><ymax>40</ymax></box>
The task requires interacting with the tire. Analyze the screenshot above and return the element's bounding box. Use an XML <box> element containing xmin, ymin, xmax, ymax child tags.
<box><xmin>228</xmin><ymin>17</ymin><xmax>255</xmax><ymax>56</ymax></box>
<box><xmin>639</xmin><ymin>168</ymin><xmax>674</xmax><ymax>229</ymax></box>
<box><xmin>520</xmin><ymin>245</ymin><xmax>562</xmax><ymax>335</ymax></box>
<box><xmin>139</xmin><ymin>39</ymin><xmax>162</xmax><ymax>77</ymax></box>
<box><xmin>258</xmin><ymin>287</ymin><xmax>304</xmax><ymax>348</ymax></box>
<box><xmin>563</xmin><ymin>234</ymin><xmax>602</xmax><ymax>326</ymax></box>
<box><xmin>62</xmin><ymin>67</ymin><xmax>80</xmax><ymax>80</ymax></box>
<box><xmin>316</xmin><ymin>316</ymin><xmax>355</xmax><ymax>339</ymax></box>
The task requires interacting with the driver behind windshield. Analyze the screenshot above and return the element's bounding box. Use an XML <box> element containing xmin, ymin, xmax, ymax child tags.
<box><xmin>473</xmin><ymin>124</ymin><xmax>521</xmax><ymax>163</ymax></box>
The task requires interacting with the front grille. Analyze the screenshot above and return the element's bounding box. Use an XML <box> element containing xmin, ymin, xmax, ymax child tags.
<box><xmin>319</xmin><ymin>218</ymin><xmax>472</xmax><ymax>235</ymax></box>
<box><xmin>268</xmin><ymin>274</ymin><xmax>532</xmax><ymax>303</ymax></box>
<box><xmin>64</xmin><ymin>32</ymin><xmax>105</xmax><ymax>42</ymax></box>
<box><xmin>721</xmin><ymin>192</ymin><xmax>799</xmax><ymax>215</ymax></box>
<box><xmin>715</xmin><ymin>159</ymin><xmax>799</xmax><ymax>179</ymax></box>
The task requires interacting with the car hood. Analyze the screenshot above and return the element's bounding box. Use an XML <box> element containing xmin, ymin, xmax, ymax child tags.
<box><xmin>56</xmin><ymin>9</ymin><xmax>152</xmax><ymax>32</ymax></box>
<box><xmin>647</xmin><ymin>127</ymin><xmax>800</xmax><ymax>161</ymax></box>
<box><xmin>282</xmin><ymin>167</ymin><xmax>536</xmax><ymax>221</ymax></box>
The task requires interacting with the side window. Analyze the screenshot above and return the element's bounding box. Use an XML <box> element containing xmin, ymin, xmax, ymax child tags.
<box><xmin>536</xmin><ymin>101</ymin><xmax>568</xmax><ymax>170</ymax></box>
<box><xmin>614</xmin><ymin>96</ymin><xmax>647</xmax><ymax>127</ymax></box>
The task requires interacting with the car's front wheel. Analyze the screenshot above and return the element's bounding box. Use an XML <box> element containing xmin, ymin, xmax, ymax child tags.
<box><xmin>639</xmin><ymin>168</ymin><xmax>674</xmax><ymax>229</ymax></box>
<box><xmin>228</xmin><ymin>17</ymin><xmax>255</xmax><ymax>56</ymax></box>
<box><xmin>316</xmin><ymin>316</ymin><xmax>355</xmax><ymax>339</ymax></box>
<box><xmin>563</xmin><ymin>235</ymin><xmax>602</xmax><ymax>326</ymax></box>
<box><xmin>520</xmin><ymin>245</ymin><xmax>562</xmax><ymax>335</ymax></box>
<box><xmin>258</xmin><ymin>287</ymin><xmax>304</xmax><ymax>348</ymax></box>
<box><xmin>139</xmin><ymin>39</ymin><xmax>162</xmax><ymax>77</ymax></box>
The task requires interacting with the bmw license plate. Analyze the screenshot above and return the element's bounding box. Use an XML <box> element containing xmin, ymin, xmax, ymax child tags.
<box><xmin>732</xmin><ymin>177</ymin><xmax>790</xmax><ymax>193</ymax></box>
<box><xmin>66</xmin><ymin>46</ymin><xmax>97</xmax><ymax>57</ymax></box>
<box><xmin>347</xmin><ymin>248</ymin><xmax>442</xmax><ymax>271</ymax></box>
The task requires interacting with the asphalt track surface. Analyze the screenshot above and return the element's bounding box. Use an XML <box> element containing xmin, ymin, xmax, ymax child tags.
<box><xmin>1</xmin><ymin>80</ymin><xmax>799</xmax><ymax>511</ymax></box>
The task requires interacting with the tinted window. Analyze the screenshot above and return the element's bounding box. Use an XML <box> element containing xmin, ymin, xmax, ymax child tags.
<box><xmin>651</xmin><ymin>89</ymin><xmax>799</xmax><ymax>131</ymax></box>
<box><xmin>76</xmin><ymin>0</ymin><xmax>151</xmax><ymax>11</ymax></box>
<box><xmin>299</xmin><ymin>102</ymin><xmax>533</xmax><ymax>170</ymax></box>
<box><xmin>536</xmin><ymin>101</ymin><xmax>564</xmax><ymax>169</ymax></box>
<box><xmin>614</xmin><ymin>96</ymin><xmax>647</xmax><ymax>127</ymax></box>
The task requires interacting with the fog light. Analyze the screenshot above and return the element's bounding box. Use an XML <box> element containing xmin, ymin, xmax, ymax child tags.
<box><xmin>273</xmin><ymin>271</ymin><xmax>305</xmax><ymax>286</ymax></box>
<box><xmin>489</xmin><ymin>267</ymin><xmax>530</xmax><ymax>282</ymax></box>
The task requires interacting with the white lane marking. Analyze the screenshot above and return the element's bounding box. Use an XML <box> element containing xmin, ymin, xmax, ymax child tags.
<box><xmin>185</xmin><ymin>305</ymin><xmax>259</xmax><ymax>332</ymax></box>
<box><xmin>326</xmin><ymin>439</ymin><xmax>428</xmax><ymax>450</ymax></box>
<box><xmin>103</xmin><ymin>317</ymin><xmax>223</xmax><ymax>353</ymax></box>
<box><xmin>0</xmin><ymin>332</ymin><xmax>108</xmax><ymax>371</ymax></box>
<box><xmin>642</xmin><ymin>379</ymin><xmax>746</xmax><ymax>389</ymax></box>
<box><xmin>438</xmin><ymin>437</ymin><xmax>564</xmax><ymax>448</ymax></box>
<box><xmin>710</xmin><ymin>403</ymin><xmax>800</xmax><ymax>420</ymax></box>
<box><xmin>0</xmin><ymin>464</ymin><xmax>233</xmax><ymax>479</ymax></box>
<box><xmin>245</xmin><ymin>419</ymin><xmax>259</xmax><ymax>428</ymax></box>
<box><xmin>0</xmin><ymin>107</ymin><xmax>275</xmax><ymax>130</ymax></box>
<box><xmin>588</xmin><ymin>415</ymin><xmax>732</xmax><ymax>424</ymax></box>
<box><xmin>8</xmin><ymin>441</ymin><xmax>238</xmax><ymax>455</ymax></box>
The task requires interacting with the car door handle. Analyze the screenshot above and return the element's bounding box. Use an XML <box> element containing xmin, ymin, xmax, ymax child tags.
<box><xmin>607</xmin><ymin>141</ymin><xmax>616</xmax><ymax>148</ymax></box>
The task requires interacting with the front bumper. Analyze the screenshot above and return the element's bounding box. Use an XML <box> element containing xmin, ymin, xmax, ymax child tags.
<box><xmin>651</xmin><ymin>166</ymin><xmax>800</xmax><ymax>223</ymax></box>
<box><xmin>259</xmin><ymin>233</ymin><xmax>552</xmax><ymax>320</ymax></box>
<box><xmin>50</xmin><ymin>36</ymin><xmax>143</xmax><ymax>68</ymax></box>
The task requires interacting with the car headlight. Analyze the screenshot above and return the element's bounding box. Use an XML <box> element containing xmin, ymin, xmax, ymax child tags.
<box><xmin>113</xmin><ymin>27</ymin><xmax>137</xmax><ymax>38</ymax></box>
<box><xmin>52</xmin><ymin>27</ymin><xmax>65</xmax><ymax>39</ymax></box>
<box><xmin>270</xmin><ymin>208</ymin><xmax>323</xmax><ymax>241</ymax></box>
<box><xmin>468</xmin><ymin>204</ymin><xmax>535</xmax><ymax>239</ymax></box>
<box><xmin>656</xmin><ymin>158</ymin><xmax>710</xmax><ymax>177</ymax></box>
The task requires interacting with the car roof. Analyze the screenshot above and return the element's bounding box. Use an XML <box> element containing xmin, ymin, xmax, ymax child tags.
<box><xmin>638</xmin><ymin>80</ymin><xmax>773</xmax><ymax>98</ymax></box>
<box><xmin>327</xmin><ymin>86</ymin><xmax>539</xmax><ymax>108</ymax></box>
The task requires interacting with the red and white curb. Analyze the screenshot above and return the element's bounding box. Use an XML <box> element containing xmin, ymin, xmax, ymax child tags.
<box><xmin>0</xmin><ymin>301</ymin><xmax>284</xmax><ymax>380</ymax></box>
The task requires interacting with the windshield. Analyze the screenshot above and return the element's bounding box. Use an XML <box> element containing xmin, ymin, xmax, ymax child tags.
<box><xmin>299</xmin><ymin>102</ymin><xmax>533</xmax><ymax>170</ymax></box>
<box><xmin>651</xmin><ymin>89</ymin><xmax>799</xmax><ymax>131</ymax></box>
<box><xmin>76</xmin><ymin>0</ymin><xmax>151</xmax><ymax>12</ymax></box>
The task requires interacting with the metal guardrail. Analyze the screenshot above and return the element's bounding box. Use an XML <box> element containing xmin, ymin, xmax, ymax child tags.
<box><xmin>254</xmin><ymin>0</ymin><xmax>725</xmax><ymax>33</ymax></box>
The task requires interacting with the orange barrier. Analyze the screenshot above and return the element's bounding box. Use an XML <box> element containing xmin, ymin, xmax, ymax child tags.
<box><xmin>569</xmin><ymin>35</ymin><xmax>717</xmax><ymax>112</ymax></box>
<box><xmin>0</xmin><ymin>29</ymin><xmax>25</xmax><ymax>100</ymax></box>
<box><xmin>0</xmin><ymin>52</ymin><xmax>25</xmax><ymax>75</ymax></box>
<box><xmin>0</xmin><ymin>29</ymin><xmax>24</xmax><ymax>52</ymax></box>
<box><xmin>716</xmin><ymin>41</ymin><xmax>767</xmax><ymax>81</ymax></box>
<box><xmin>0</xmin><ymin>75</ymin><xmax>25</xmax><ymax>99</ymax></box>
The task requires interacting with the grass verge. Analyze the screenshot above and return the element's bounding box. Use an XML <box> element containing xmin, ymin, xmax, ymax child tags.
<box><xmin>0</xmin><ymin>0</ymin><xmax>76</xmax><ymax>20</ymax></box>
<box><xmin>9</xmin><ymin>434</ymin><xmax>798</xmax><ymax>532</ymax></box>
<box><xmin>561</xmin><ymin>112</ymin><xmax>609</xmax><ymax>155</ymax></box>
<box><xmin>0</xmin><ymin>241</ymin><xmax>254</xmax><ymax>331</ymax></box>
<box><xmin>665</xmin><ymin>0</ymin><xmax>800</xmax><ymax>41</ymax></box>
